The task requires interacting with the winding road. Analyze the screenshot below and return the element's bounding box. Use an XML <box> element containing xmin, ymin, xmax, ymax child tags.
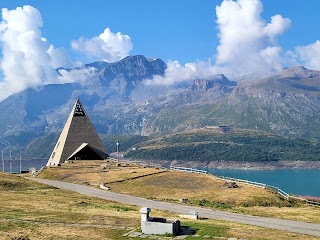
<box><xmin>27</xmin><ymin>177</ymin><xmax>320</xmax><ymax>237</ymax></box>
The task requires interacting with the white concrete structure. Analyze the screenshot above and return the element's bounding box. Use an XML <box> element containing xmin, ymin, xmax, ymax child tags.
<box><xmin>179</xmin><ymin>211</ymin><xmax>199</xmax><ymax>219</ymax></box>
<box><xmin>140</xmin><ymin>207</ymin><xmax>180</xmax><ymax>235</ymax></box>
<box><xmin>47</xmin><ymin>98</ymin><xmax>108</xmax><ymax>166</ymax></box>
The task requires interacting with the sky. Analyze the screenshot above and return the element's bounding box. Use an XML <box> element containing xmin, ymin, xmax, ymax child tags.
<box><xmin>0</xmin><ymin>0</ymin><xmax>320</xmax><ymax>100</ymax></box>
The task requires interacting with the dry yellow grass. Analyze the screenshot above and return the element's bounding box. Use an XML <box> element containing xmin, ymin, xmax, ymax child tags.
<box><xmin>40</xmin><ymin>162</ymin><xmax>320</xmax><ymax>224</ymax></box>
<box><xmin>108</xmin><ymin>171</ymin><xmax>277</xmax><ymax>202</ymax></box>
<box><xmin>104</xmin><ymin>170</ymin><xmax>320</xmax><ymax>223</ymax></box>
<box><xmin>107</xmin><ymin>170</ymin><xmax>281</xmax><ymax>202</ymax></box>
<box><xmin>236</xmin><ymin>205</ymin><xmax>320</xmax><ymax>224</ymax></box>
<box><xmin>220</xmin><ymin>220</ymin><xmax>320</xmax><ymax>240</ymax></box>
<box><xmin>0</xmin><ymin>172</ymin><xmax>141</xmax><ymax>239</ymax></box>
<box><xmin>38</xmin><ymin>160</ymin><xmax>164</xmax><ymax>185</ymax></box>
<box><xmin>0</xmin><ymin>172</ymin><xmax>318</xmax><ymax>239</ymax></box>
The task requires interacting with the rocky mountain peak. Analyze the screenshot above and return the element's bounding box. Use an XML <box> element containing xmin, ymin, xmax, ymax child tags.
<box><xmin>278</xmin><ymin>66</ymin><xmax>320</xmax><ymax>79</ymax></box>
<box><xmin>118</xmin><ymin>55</ymin><xmax>166</xmax><ymax>71</ymax></box>
<box><xmin>191</xmin><ymin>74</ymin><xmax>236</xmax><ymax>91</ymax></box>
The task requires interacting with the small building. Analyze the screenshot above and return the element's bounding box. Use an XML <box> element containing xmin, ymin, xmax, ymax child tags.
<box><xmin>47</xmin><ymin>98</ymin><xmax>108</xmax><ymax>166</ymax></box>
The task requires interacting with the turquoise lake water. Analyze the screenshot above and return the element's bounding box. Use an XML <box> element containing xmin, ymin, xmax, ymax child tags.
<box><xmin>206</xmin><ymin>168</ymin><xmax>320</xmax><ymax>197</ymax></box>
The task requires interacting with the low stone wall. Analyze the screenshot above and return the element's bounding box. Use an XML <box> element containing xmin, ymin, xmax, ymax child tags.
<box><xmin>141</xmin><ymin>219</ymin><xmax>180</xmax><ymax>235</ymax></box>
<box><xmin>140</xmin><ymin>207</ymin><xmax>180</xmax><ymax>235</ymax></box>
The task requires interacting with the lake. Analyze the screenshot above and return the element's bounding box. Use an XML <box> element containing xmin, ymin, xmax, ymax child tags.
<box><xmin>1</xmin><ymin>159</ymin><xmax>48</xmax><ymax>173</ymax></box>
<box><xmin>206</xmin><ymin>168</ymin><xmax>320</xmax><ymax>197</ymax></box>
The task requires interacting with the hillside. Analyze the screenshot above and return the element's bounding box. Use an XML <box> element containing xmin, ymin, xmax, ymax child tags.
<box><xmin>22</xmin><ymin>133</ymin><xmax>150</xmax><ymax>158</ymax></box>
<box><xmin>242</xmin><ymin>66</ymin><xmax>320</xmax><ymax>95</ymax></box>
<box><xmin>2</xmin><ymin>56</ymin><xmax>320</xmax><ymax>157</ymax></box>
<box><xmin>125</xmin><ymin>127</ymin><xmax>320</xmax><ymax>162</ymax></box>
<box><xmin>2</xmin><ymin>168</ymin><xmax>318</xmax><ymax>239</ymax></box>
<box><xmin>38</xmin><ymin>160</ymin><xmax>320</xmax><ymax>225</ymax></box>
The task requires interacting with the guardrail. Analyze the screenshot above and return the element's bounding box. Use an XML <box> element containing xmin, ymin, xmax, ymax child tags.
<box><xmin>277</xmin><ymin>187</ymin><xmax>289</xmax><ymax>198</ymax></box>
<box><xmin>169</xmin><ymin>166</ymin><xmax>207</xmax><ymax>174</ymax></box>
<box><xmin>169</xmin><ymin>165</ymin><xmax>292</xmax><ymax>199</ymax></box>
<box><xmin>106</xmin><ymin>159</ymin><xmax>320</xmax><ymax>208</ymax></box>
<box><xmin>108</xmin><ymin>157</ymin><xmax>167</xmax><ymax>169</ymax></box>
<box><xmin>305</xmin><ymin>200</ymin><xmax>320</xmax><ymax>207</ymax></box>
<box><xmin>217</xmin><ymin>175</ymin><xmax>267</xmax><ymax>188</ymax></box>
<box><xmin>33</xmin><ymin>166</ymin><xmax>45</xmax><ymax>177</ymax></box>
<box><xmin>168</xmin><ymin>165</ymin><xmax>320</xmax><ymax>207</ymax></box>
<box><xmin>289</xmin><ymin>196</ymin><xmax>320</xmax><ymax>207</ymax></box>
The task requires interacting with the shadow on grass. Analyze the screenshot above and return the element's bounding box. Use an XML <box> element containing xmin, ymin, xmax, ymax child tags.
<box><xmin>179</xmin><ymin>225</ymin><xmax>197</xmax><ymax>236</ymax></box>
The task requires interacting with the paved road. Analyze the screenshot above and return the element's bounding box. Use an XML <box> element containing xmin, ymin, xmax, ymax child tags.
<box><xmin>27</xmin><ymin>177</ymin><xmax>320</xmax><ymax>237</ymax></box>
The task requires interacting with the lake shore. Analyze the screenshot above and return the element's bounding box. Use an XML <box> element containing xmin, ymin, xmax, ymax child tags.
<box><xmin>132</xmin><ymin>159</ymin><xmax>320</xmax><ymax>170</ymax></box>
<box><xmin>176</xmin><ymin>160</ymin><xmax>320</xmax><ymax>170</ymax></box>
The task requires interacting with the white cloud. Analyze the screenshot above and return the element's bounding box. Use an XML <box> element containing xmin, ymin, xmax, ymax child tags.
<box><xmin>57</xmin><ymin>67</ymin><xmax>97</xmax><ymax>84</ymax></box>
<box><xmin>71</xmin><ymin>28</ymin><xmax>133</xmax><ymax>62</ymax></box>
<box><xmin>214</xmin><ymin>0</ymin><xmax>291</xmax><ymax>77</ymax></box>
<box><xmin>145</xmin><ymin>0</ymin><xmax>293</xmax><ymax>86</ymax></box>
<box><xmin>0</xmin><ymin>5</ymin><xmax>73</xmax><ymax>101</ymax></box>
<box><xmin>1</xmin><ymin>1</ymin><xmax>320</xmax><ymax>99</ymax></box>
<box><xmin>47</xmin><ymin>45</ymin><xmax>73</xmax><ymax>69</ymax></box>
<box><xmin>294</xmin><ymin>41</ymin><xmax>320</xmax><ymax>70</ymax></box>
<box><xmin>144</xmin><ymin>60</ymin><xmax>219</xmax><ymax>86</ymax></box>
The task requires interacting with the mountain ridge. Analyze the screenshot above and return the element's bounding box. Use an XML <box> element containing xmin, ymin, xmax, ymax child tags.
<box><xmin>1</xmin><ymin>56</ymin><xmax>320</xmax><ymax>157</ymax></box>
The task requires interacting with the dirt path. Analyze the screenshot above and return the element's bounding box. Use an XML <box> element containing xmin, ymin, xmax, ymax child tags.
<box><xmin>27</xmin><ymin>177</ymin><xmax>320</xmax><ymax>237</ymax></box>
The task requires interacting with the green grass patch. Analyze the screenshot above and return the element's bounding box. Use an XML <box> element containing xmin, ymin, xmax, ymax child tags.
<box><xmin>184</xmin><ymin>220</ymin><xmax>229</xmax><ymax>239</ymax></box>
<box><xmin>108</xmin><ymin>205</ymin><xmax>134</xmax><ymax>212</ymax></box>
<box><xmin>0</xmin><ymin>220</ymin><xmax>35</xmax><ymax>232</ymax></box>
<box><xmin>191</xmin><ymin>199</ymin><xmax>233</xmax><ymax>210</ymax></box>
<box><xmin>73</xmin><ymin>201</ymin><xmax>135</xmax><ymax>212</ymax></box>
<box><xmin>241</xmin><ymin>195</ymin><xmax>301</xmax><ymax>208</ymax></box>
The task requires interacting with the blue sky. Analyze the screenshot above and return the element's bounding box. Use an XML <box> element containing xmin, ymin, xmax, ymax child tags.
<box><xmin>1</xmin><ymin>0</ymin><xmax>319</xmax><ymax>64</ymax></box>
<box><xmin>0</xmin><ymin>0</ymin><xmax>320</xmax><ymax>100</ymax></box>
<box><xmin>0</xmin><ymin>0</ymin><xmax>218</xmax><ymax>64</ymax></box>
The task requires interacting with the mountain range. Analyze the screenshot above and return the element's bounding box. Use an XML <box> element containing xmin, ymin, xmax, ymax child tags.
<box><xmin>2</xmin><ymin>55</ymin><xmax>320</xmax><ymax>157</ymax></box>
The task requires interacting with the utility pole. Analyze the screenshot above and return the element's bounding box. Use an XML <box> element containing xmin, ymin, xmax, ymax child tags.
<box><xmin>2</xmin><ymin>150</ymin><xmax>4</xmax><ymax>172</ymax></box>
<box><xmin>116</xmin><ymin>140</ymin><xmax>120</xmax><ymax>166</ymax></box>
<box><xmin>19</xmin><ymin>151</ymin><xmax>22</xmax><ymax>174</ymax></box>
<box><xmin>9</xmin><ymin>150</ymin><xmax>12</xmax><ymax>174</ymax></box>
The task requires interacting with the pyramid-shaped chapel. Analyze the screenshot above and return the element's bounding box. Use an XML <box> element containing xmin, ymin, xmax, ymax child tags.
<box><xmin>47</xmin><ymin>98</ymin><xmax>108</xmax><ymax>166</ymax></box>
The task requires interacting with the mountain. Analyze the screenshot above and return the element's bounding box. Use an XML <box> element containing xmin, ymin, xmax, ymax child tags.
<box><xmin>207</xmin><ymin>87</ymin><xmax>320</xmax><ymax>136</ymax></box>
<box><xmin>60</xmin><ymin>55</ymin><xmax>168</xmax><ymax>103</ymax></box>
<box><xmin>241</xmin><ymin>66</ymin><xmax>320</xmax><ymax>95</ymax></box>
<box><xmin>125</xmin><ymin>128</ymin><xmax>320</xmax><ymax>162</ymax></box>
<box><xmin>0</xmin><ymin>55</ymin><xmax>170</xmax><ymax>154</ymax></box>
<box><xmin>134</xmin><ymin>67</ymin><xmax>320</xmax><ymax>138</ymax></box>
<box><xmin>1</xmin><ymin>57</ymin><xmax>320</xmax><ymax>158</ymax></box>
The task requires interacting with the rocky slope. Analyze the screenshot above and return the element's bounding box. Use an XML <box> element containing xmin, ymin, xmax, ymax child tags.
<box><xmin>1</xmin><ymin>56</ymin><xmax>320</xmax><ymax>157</ymax></box>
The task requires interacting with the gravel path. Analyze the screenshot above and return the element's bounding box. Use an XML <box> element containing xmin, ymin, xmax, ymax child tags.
<box><xmin>27</xmin><ymin>177</ymin><xmax>320</xmax><ymax>237</ymax></box>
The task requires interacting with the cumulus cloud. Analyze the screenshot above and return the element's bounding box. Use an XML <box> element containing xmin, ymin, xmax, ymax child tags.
<box><xmin>71</xmin><ymin>28</ymin><xmax>133</xmax><ymax>62</ymax></box>
<box><xmin>57</xmin><ymin>67</ymin><xmax>97</xmax><ymax>84</ymax></box>
<box><xmin>294</xmin><ymin>41</ymin><xmax>320</xmax><ymax>70</ymax></box>
<box><xmin>214</xmin><ymin>0</ymin><xmax>291</xmax><ymax>77</ymax></box>
<box><xmin>47</xmin><ymin>45</ymin><xmax>74</xmax><ymax>69</ymax></box>
<box><xmin>144</xmin><ymin>60</ymin><xmax>219</xmax><ymax>86</ymax></box>
<box><xmin>145</xmin><ymin>0</ymin><xmax>293</xmax><ymax>85</ymax></box>
<box><xmin>0</xmin><ymin>5</ymin><xmax>74</xmax><ymax>101</ymax></box>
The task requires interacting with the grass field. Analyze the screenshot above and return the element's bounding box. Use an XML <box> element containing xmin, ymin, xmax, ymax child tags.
<box><xmin>38</xmin><ymin>160</ymin><xmax>320</xmax><ymax>225</ymax></box>
<box><xmin>38</xmin><ymin>160</ymin><xmax>165</xmax><ymax>185</ymax></box>
<box><xmin>0</xmin><ymin>172</ymin><xmax>140</xmax><ymax>239</ymax></box>
<box><xmin>1</xmin><ymin>160</ymin><xmax>315</xmax><ymax>239</ymax></box>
